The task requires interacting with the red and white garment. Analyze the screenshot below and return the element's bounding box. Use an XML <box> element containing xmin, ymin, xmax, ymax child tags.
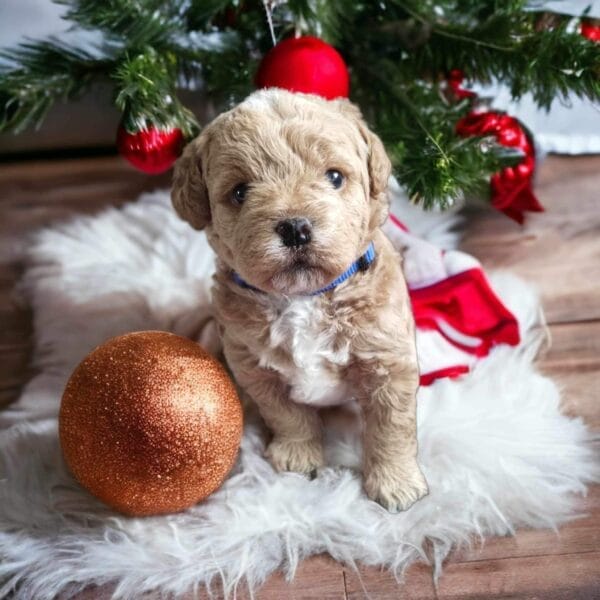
<box><xmin>382</xmin><ymin>214</ymin><xmax>520</xmax><ymax>387</ymax></box>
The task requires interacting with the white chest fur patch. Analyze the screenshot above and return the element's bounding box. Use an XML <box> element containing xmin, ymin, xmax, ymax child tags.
<box><xmin>258</xmin><ymin>297</ymin><xmax>353</xmax><ymax>407</ymax></box>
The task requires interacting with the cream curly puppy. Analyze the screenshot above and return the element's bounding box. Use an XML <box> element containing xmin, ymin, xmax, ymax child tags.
<box><xmin>172</xmin><ymin>89</ymin><xmax>428</xmax><ymax>512</ymax></box>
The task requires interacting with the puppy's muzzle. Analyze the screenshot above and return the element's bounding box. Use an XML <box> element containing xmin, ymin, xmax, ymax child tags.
<box><xmin>275</xmin><ymin>218</ymin><xmax>312</xmax><ymax>248</ymax></box>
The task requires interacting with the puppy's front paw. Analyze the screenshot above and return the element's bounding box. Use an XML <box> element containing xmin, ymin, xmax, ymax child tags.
<box><xmin>265</xmin><ymin>437</ymin><xmax>324</xmax><ymax>477</ymax></box>
<box><xmin>364</xmin><ymin>462</ymin><xmax>428</xmax><ymax>513</ymax></box>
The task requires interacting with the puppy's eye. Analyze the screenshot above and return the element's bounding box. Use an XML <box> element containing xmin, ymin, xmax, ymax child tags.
<box><xmin>325</xmin><ymin>169</ymin><xmax>344</xmax><ymax>189</ymax></box>
<box><xmin>231</xmin><ymin>183</ymin><xmax>248</xmax><ymax>206</ymax></box>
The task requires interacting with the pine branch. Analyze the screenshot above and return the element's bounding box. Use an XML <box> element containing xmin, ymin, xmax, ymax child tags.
<box><xmin>0</xmin><ymin>39</ymin><xmax>113</xmax><ymax>133</ymax></box>
<box><xmin>284</xmin><ymin>0</ymin><xmax>351</xmax><ymax>41</ymax></box>
<box><xmin>58</xmin><ymin>0</ymin><xmax>185</xmax><ymax>47</ymax></box>
<box><xmin>381</xmin><ymin>1</ymin><xmax>600</xmax><ymax>108</ymax></box>
<box><xmin>178</xmin><ymin>2</ymin><xmax>274</xmax><ymax>107</ymax></box>
<box><xmin>61</xmin><ymin>0</ymin><xmax>259</xmax><ymax>112</ymax></box>
<box><xmin>318</xmin><ymin>0</ymin><xmax>599</xmax><ymax>204</ymax></box>
<box><xmin>185</xmin><ymin>1</ymin><xmax>241</xmax><ymax>30</ymax></box>
<box><xmin>511</xmin><ymin>25</ymin><xmax>600</xmax><ymax>108</ymax></box>
<box><xmin>354</xmin><ymin>70</ymin><xmax>520</xmax><ymax>208</ymax></box>
<box><xmin>113</xmin><ymin>47</ymin><xmax>198</xmax><ymax>136</ymax></box>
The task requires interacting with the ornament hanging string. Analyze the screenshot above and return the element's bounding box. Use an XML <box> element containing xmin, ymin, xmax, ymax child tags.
<box><xmin>262</xmin><ymin>0</ymin><xmax>277</xmax><ymax>46</ymax></box>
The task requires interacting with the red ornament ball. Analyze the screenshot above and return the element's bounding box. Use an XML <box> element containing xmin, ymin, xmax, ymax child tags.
<box><xmin>256</xmin><ymin>35</ymin><xmax>349</xmax><ymax>100</ymax></box>
<box><xmin>581</xmin><ymin>19</ymin><xmax>600</xmax><ymax>42</ymax></box>
<box><xmin>456</xmin><ymin>111</ymin><xmax>544</xmax><ymax>224</ymax></box>
<box><xmin>117</xmin><ymin>125</ymin><xmax>184</xmax><ymax>175</ymax></box>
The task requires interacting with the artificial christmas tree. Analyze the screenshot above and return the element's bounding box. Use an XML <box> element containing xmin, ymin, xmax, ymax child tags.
<box><xmin>0</xmin><ymin>1</ymin><xmax>598</xmax><ymax>215</ymax></box>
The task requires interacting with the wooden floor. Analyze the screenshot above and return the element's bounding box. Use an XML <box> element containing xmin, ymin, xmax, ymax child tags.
<box><xmin>0</xmin><ymin>155</ymin><xmax>598</xmax><ymax>599</ymax></box>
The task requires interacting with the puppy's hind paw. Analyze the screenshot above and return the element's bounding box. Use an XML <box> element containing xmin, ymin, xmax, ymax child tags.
<box><xmin>364</xmin><ymin>464</ymin><xmax>429</xmax><ymax>513</ymax></box>
<box><xmin>265</xmin><ymin>437</ymin><xmax>324</xmax><ymax>477</ymax></box>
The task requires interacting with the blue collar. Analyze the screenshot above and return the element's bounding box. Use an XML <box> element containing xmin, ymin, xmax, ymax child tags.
<box><xmin>231</xmin><ymin>241</ymin><xmax>376</xmax><ymax>297</ymax></box>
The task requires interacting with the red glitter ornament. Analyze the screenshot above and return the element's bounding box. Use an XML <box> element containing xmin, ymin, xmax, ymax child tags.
<box><xmin>456</xmin><ymin>111</ymin><xmax>544</xmax><ymax>224</ymax></box>
<box><xmin>581</xmin><ymin>19</ymin><xmax>600</xmax><ymax>42</ymax></box>
<box><xmin>117</xmin><ymin>125</ymin><xmax>184</xmax><ymax>175</ymax></box>
<box><xmin>256</xmin><ymin>35</ymin><xmax>349</xmax><ymax>100</ymax></box>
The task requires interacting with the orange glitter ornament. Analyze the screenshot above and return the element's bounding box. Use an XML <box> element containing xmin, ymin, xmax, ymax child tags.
<box><xmin>59</xmin><ymin>331</ymin><xmax>243</xmax><ymax>516</ymax></box>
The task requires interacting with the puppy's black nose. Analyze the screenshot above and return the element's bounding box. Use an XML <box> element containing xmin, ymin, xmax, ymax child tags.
<box><xmin>275</xmin><ymin>218</ymin><xmax>312</xmax><ymax>248</ymax></box>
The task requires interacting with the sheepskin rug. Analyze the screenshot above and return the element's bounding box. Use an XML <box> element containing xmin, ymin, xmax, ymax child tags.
<box><xmin>0</xmin><ymin>189</ymin><xmax>597</xmax><ymax>600</ymax></box>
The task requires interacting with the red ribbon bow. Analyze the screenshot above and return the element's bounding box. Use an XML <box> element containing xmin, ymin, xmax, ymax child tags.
<box><xmin>456</xmin><ymin>111</ymin><xmax>544</xmax><ymax>224</ymax></box>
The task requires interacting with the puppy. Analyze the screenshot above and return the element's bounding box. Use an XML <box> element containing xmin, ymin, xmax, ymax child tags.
<box><xmin>172</xmin><ymin>89</ymin><xmax>428</xmax><ymax>512</ymax></box>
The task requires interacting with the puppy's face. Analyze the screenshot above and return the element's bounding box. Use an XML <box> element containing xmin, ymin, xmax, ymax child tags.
<box><xmin>172</xmin><ymin>90</ymin><xmax>391</xmax><ymax>295</ymax></box>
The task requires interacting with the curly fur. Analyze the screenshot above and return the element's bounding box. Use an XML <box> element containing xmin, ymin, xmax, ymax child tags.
<box><xmin>172</xmin><ymin>89</ymin><xmax>427</xmax><ymax>511</ymax></box>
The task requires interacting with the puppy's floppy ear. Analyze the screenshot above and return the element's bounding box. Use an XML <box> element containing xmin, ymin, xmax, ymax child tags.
<box><xmin>171</xmin><ymin>133</ymin><xmax>211</xmax><ymax>230</ymax></box>
<box><xmin>334</xmin><ymin>99</ymin><xmax>392</xmax><ymax>228</ymax></box>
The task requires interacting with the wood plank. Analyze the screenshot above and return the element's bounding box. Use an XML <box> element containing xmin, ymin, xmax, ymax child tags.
<box><xmin>550</xmin><ymin>370</ymin><xmax>600</xmax><ymax>430</ymax></box>
<box><xmin>0</xmin><ymin>157</ymin><xmax>167</xmax><ymax>210</ymax></box>
<box><xmin>343</xmin><ymin>562</ymin><xmax>437</xmax><ymax>600</ymax></box>
<box><xmin>448</xmin><ymin>486</ymin><xmax>600</xmax><ymax>563</ymax></box>
<box><xmin>341</xmin><ymin>486</ymin><xmax>599</xmax><ymax>599</ymax></box>
<box><xmin>0</xmin><ymin>306</ymin><xmax>32</xmax><ymax>409</ymax></box>
<box><xmin>435</xmin><ymin>551</ymin><xmax>600</xmax><ymax>599</ymax></box>
<box><xmin>0</xmin><ymin>157</ymin><xmax>170</xmax><ymax>265</ymax></box>
<box><xmin>542</xmin><ymin>321</ymin><xmax>600</xmax><ymax>372</ymax></box>
<box><xmin>461</xmin><ymin>155</ymin><xmax>600</xmax><ymax>325</ymax></box>
<box><xmin>0</xmin><ymin>155</ymin><xmax>167</xmax><ymax>184</ymax></box>
<box><xmin>539</xmin><ymin>321</ymin><xmax>600</xmax><ymax>429</ymax></box>
<box><xmin>255</xmin><ymin>555</ymin><xmax>346</xmax><ymax>600</ymax></box>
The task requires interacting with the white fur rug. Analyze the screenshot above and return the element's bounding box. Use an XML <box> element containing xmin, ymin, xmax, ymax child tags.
<box><xmin>0</xmin><ymin>190</ymin><xmax>597</xmax><ymax>599</ymax></box>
